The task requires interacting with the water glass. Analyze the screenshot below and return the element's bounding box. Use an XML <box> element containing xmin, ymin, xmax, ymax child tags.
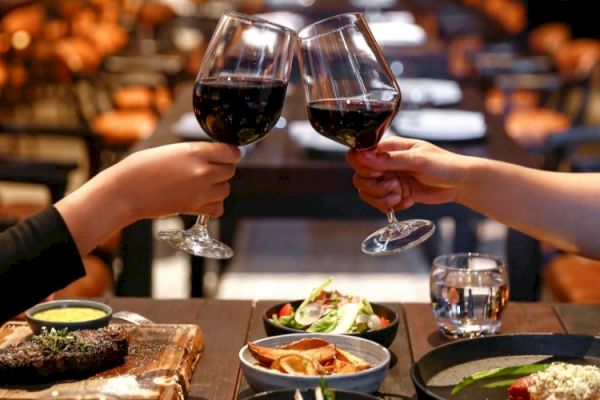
<box><xmin>430</xmin><ymin>253</ymin><xmax>509</xmax><ymax>338</ymax></box>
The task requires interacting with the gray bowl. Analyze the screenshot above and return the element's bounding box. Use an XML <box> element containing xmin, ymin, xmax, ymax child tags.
<box><xmin>243</xmin><ymin>388</ymin><xmax>383</xmax><ymax>399</ymax></box>
<box><xmin>25</xmin><ymin>299</ymin><xmax>113</xmax><ymax>334</ymax></box>
<box><xmin>239</xmin><ymin>333</ymin><xmax>391</xmax><ymax>393</ymax></box>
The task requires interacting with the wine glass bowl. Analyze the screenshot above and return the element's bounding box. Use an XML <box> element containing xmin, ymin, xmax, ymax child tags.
<box><xmin>297</xmin><ymin>13</ymin><xmax>435</xmax><ymax>255</ymax></box>
<box><xmin>158</xmin><ymin>12</ymin><xmax>295</xmax><ymax>259</ymax></box>
<box><xmin>193</xmin><ymin>77</ymin><xmax>288</xmax><ymax>146</ymax></box>
<box><xmin>298</xmin><ymin>14</ymin><xmax>400</xmax><ymax>151</ymax></box>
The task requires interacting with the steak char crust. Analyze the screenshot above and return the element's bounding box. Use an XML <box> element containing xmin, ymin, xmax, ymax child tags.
<box><xmin>0</xmin><ymin>326</ymin><xmax>128</xmax><ymax>384</ymax></box>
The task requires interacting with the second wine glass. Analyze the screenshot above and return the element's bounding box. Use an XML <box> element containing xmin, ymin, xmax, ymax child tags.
<box><xmin>297</xmin><ymin>13</ymin><xmax>435</xmax><ymax>256</ymax></box>
<box><xmin>158</xmin><ymin>12</ymin><xmax>295</xmax><ymax>259</ymax></box>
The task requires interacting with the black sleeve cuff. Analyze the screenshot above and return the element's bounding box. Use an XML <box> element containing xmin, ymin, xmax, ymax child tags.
<box><xmin>0</xmin><ymin>206</ymin><xmax>86</xmax><ymax>322</ymax></box>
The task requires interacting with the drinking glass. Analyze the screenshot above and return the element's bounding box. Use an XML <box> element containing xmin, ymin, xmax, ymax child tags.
<box><xmin>296</xmin><ymin>13</ymin><xmax>435</xmax><ymax>255</ymax></box>
<box><xmin>430</xmin><ymin>253</ymin><xmax>510</xmax><ymax>338</ymax></box>
<box><xmin>158</xmin><ymin>12</ymin><xmax>295</xmax><ymax>259</ymax></box>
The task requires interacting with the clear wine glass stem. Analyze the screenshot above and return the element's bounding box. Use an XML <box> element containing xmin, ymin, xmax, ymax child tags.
<box><xmin>382</xmin><ymin>209</ymin><xmax>409</xmax><ymax>239</ymax></box>
<box><xmin>190</xmin><ymin>214</ymin><xmax>210</xmax><ymax>236</ymax></box>
<box><xmin>158</xmin><ymin>213</ymin><xmax>233</xmax><ymax>259</ymax></box>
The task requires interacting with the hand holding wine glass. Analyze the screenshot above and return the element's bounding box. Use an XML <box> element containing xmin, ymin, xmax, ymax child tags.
<box><xmin>297</xmin><ymin>13</ymin><xmax>435</xmax><ymax>255</ymax></box>
<box><xmin>158</xmin><ymin>12</ymin><xmax>295</xmax><ymax>259</ymax></box>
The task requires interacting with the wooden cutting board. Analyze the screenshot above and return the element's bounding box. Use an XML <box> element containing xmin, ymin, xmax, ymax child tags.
<box><xmin>0</xmin><ymin>322</ymin><xmax>204</xmax><ymax>399</ymax></box>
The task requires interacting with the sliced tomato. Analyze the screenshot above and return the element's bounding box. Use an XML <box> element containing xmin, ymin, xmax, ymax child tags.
<box><xmin>380</xmin><ymin>316</ymin><xmax>390</xmax><ymax>328</ymax></box>
<box><xmin>278</xmin><ymin>303</ymin><xmax>294</xmax><ymax>318</ymax></box>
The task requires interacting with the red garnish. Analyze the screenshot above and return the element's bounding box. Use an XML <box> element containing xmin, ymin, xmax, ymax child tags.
<box><xmin>380</xmin><ymin>317</ymin><xmax>390</xmax><ymax>328</ymax></box>
<box><xmin>508</xmin><ymin>376</ymin><xmax>533</xmax><ymax>400</ymax></box>
<box><xmin>278</xmin><ymin>303</ymin><xmax>293</xmax><ymax>318</ymax></box>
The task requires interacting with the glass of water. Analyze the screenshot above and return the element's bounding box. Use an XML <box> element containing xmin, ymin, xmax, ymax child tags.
<box><xmin>430</xmin><ymin>253</ymin><xmax>509</xmax><ymax>338</ymax></box>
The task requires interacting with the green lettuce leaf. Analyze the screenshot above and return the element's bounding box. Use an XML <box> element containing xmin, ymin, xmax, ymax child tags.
<box><xmin>306</xmin><ymin>309</ymin><xmax>338</xmax><ymax>333</ymax></box>
<box><xmin>451</xmin><ymin>363</ymin><xmax>551</xmax><ymax>395</ymax></box>
<box><xmin>359</xmin><ymin>297</ymin><xmax>374</xmax><ymax>315</ymax></box>
<box><xmin>297</xmin><ymin>277</ymin><xmax>333</xmax><ymax>311</ymax></box>
<box><xmin>320</xmin><ymin>377</ymin><xmax>336</xmax><ymax>400</ymax></box>
<box><xmin>271</xmin><ymin>314</ymin><xmax>304</xmax><ymax>329</ymax></box>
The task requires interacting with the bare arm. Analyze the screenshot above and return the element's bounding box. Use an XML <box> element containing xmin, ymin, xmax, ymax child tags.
<box><xmin>55</xmin><ymin>142</ymin><xmax>240</xmax><ymax>256</ymax></box>
<box><xmin>346</xmin><ymin>137</ymin><xmax>600</xmax><ymax>259</ymax></box>
<box><xmin>461</xmin><ymin>158</ymin><xmax>599</xmax><ymax>257</ymax></box>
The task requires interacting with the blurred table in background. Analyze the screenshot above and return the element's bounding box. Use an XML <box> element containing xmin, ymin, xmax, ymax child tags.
<box><xmin>122</xmin><ymin>71</ymin><xmax>537</xmax><ymax>297</ymax></box>
<box><xmin>0</xmin><ymin>0</ymin><xmax>539</xmax><ymax>298</ymax></box>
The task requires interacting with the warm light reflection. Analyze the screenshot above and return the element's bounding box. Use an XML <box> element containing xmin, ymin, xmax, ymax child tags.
<box><xmin>11</xmin><ymin>31</ymin><xmax>31</xmax><ymax>50</ymax></box>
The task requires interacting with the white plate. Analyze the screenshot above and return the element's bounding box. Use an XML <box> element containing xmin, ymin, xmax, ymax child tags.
<box><xmin>397</xmin><ymin>78</ymin><xmax>462</xmax><ymax>106</ymax></box>
<box><xmin>172</xmin><ymin>112</ymin><xmax>255</xmax><ymax>155</ymax></box>
<box><xmin>393</xmin><ymin>109</ymin><xmax>486</xmax><ymax>141</ymax></box>
<box><xmin>349</xmin><ymin>0</ymin><xmax>397</xmax><ymax>8</ymax></box>
<box><xmin>365</xmin><ymin>11</ymin><xmax>415</xmax><ymax>24</ymax></box>
<box><xmin>288</xmin><ymin>121</ymin><xmax>393</xmax><ymax>152</ymax></box>
<box><xmin>368</xmin><ymin>21</ymin><xmax>427</xmax><ymax>46</ymax></box>
<box><xmin>288</xmin><ymin>121</ymin><xmax>347</xmax><ymax>152</ymax></box>
<box><xmin>172</xmin><ymin>112</ymin><xmax>210</xmax><ymax>140</ymax></box>
<box><xmin>255</xmin><ymin>12</ymin><xmax>305</xmax><ymax>31</ymax></box>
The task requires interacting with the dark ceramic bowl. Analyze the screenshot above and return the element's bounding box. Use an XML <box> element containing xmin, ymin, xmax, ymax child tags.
<box><xmin>263</xmin><ymin>300</ymin><xmax>399</xmax><ymax>348</ymax></box>
<box><xmin>242</xmin><ymin>388</ymin><xmax>383</xmax><ymax>399</ymax></box>
<box><xmin>25</xmin><ymin>299</ymin><xmax>113</xmax><ymax>334</ymax></box>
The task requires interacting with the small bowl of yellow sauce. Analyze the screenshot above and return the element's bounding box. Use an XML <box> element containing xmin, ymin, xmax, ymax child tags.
<box><xmin>26</xmin><ymin>300</ymin><xmax>113</xmax><ymax>333</ymax></box>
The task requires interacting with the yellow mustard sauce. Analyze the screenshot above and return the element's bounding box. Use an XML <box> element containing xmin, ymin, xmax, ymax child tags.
<box><xmin>33</xmin><ymin>307</ymin><xmax>106</xmax><ymax>322</ymax></box>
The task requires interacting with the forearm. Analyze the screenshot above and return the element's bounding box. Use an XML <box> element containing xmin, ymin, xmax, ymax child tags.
<box><xmin>55</xmin><ymin>169</ymin><xmax>133</xmax><ymax>257</ymax></box>
<box><xmin>459</xmin><ymin>158</ymin><xmax>600</xmax><ymax>258</ymax></box>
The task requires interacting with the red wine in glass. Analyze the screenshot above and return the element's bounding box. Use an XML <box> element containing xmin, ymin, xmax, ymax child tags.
<box><xmin>307</xmin><ymin>98</ymin><xmax>398</xmax><ymax>150</ymax></box>
<box><xmin>193</xmin><ymin>77</ymin><xmax>287</xmax><ymax>146</ymax></box>
<box><xmin>158</xmin><ymin>11</ymin><xmax>295</xmax><ymax>259</ymax></box>
<box><xmin>297</xmin><ymin>13</ymin><xmax>435</xmax><ymax>255</ymax></box>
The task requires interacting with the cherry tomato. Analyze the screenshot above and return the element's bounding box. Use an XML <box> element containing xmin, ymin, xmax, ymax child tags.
<box><xmin>380</xmin><ymin>316</ymin><xmax>390</xmax><ymax>328</ymax></box>
<box><xmin>278</xmin><ymin>303</ymin><xmax>293</xmax><ymax>318</ymax></box>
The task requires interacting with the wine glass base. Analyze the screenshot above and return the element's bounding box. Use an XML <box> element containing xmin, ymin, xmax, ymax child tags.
<box><xmin>361</xmin><ymin>219</ymin><xmax>435</xmax><ymax>256</ymax></box>
<box><xmin>158</xmin><ymin>229</ymin><xmax>234</xmax><ymax>259</ymax></box>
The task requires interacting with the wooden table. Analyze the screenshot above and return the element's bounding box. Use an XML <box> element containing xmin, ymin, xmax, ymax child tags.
<box><xmin>96</xmin><ymin>298</ymin><xmax>600</xmax><ymax>400</ymax></box>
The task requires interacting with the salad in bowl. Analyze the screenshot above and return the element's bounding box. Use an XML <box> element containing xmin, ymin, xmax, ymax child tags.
<box><xmin>264</xmin><ymin>278</ymin><xmax>398</xmax><ymax>347</ymax></box>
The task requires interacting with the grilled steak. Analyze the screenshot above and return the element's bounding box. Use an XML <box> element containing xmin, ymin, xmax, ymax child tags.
<box><xmin>0</xmin><ymin>326</ymin><xmax>128</xmax><ymax>384</ymax></box>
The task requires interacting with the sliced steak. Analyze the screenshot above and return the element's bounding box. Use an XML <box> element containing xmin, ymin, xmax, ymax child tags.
<box><xmin>0</xmin><ymin>326</ymin><xmax>128</xmax><ymax>384</ymax></box>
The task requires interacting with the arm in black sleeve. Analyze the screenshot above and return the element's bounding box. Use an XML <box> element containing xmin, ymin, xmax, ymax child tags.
<box><xmin>0</xmin><ymin>206</ymin><xmax>86</xmax><ymax>322</ymax></box>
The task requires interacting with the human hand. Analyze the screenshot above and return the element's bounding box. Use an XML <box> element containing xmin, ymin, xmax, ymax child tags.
<box><xmin>104</xmin><ymin>141</ymin><xmax>241</xmax><ymax>221</ymax></box>
<box><xmin>346</xmin><ymin>137</ymin><xmax>471</xmax><ymax>212</ymax></box>
<box><xmin>56</xmin><ymin>141</ymin><xmax>240</xmax><ymax>256</ymax></box>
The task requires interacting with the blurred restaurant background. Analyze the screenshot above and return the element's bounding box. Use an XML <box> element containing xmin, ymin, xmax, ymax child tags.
<box><xmin>1</xmin><ymin>0</ymin><xmax>599</xmax><ymax>304</ymax></box>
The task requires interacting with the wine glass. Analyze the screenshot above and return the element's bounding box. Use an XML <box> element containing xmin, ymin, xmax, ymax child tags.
<box><xmin>297</xmin><ymin>13</ymin><xmax>435</xmax><ymax>255</ymax></box>
<box><xmin>158</xmin><ymin>12</ymin><xmax>295</xmax><ymax>259</ymax></box>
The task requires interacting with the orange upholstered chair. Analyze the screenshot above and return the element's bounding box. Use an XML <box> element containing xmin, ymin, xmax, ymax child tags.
<box><xmin>544</xmin><ymin>254</ymin><xmax>600</xmax><ymax>303</ymax></box>
<box><xmin>499</xmin><ymin>39</ymin><xmax>600</xmax><ymax>148</ymax></box>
